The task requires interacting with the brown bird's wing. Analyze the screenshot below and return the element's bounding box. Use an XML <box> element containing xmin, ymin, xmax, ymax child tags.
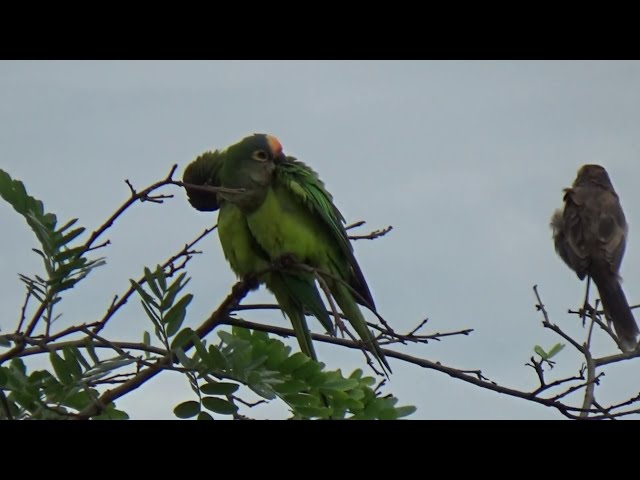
<box><xmin>553</xmin><ymin>185</ymin><xmax>627</xmax><ymax>279</ymax></box>
<box><xmin>551</xmin><ymin>187</ymin><xmax>590</xmax><ymax>280</ymax></box>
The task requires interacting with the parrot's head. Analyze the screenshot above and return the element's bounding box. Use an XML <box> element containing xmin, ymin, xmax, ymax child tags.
<box><xmin>182</xmin><ymin>150</ymin><xmax>224</xmax><ymax>212</ymax></box>
<box><xmin>574</xmin><ymin>164</ymin><xmax>614</xmax><ymax>190</ymax></box>
<box><xmin>219</xmin><ymin>133</ymin><xmax>286</xmax><ymax>211</ymax></box>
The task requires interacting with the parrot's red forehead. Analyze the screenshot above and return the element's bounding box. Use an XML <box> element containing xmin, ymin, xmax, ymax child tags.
<box><xmin>266</xmin><ymin>135</ymin><xmax>283</xmax><ymax>156</ymax></box>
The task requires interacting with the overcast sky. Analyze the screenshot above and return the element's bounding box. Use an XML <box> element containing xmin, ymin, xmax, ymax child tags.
<box><xmin>2</xmin><ymin>60</ymin><xmax>640</xmax><ymax>419</ymax></box>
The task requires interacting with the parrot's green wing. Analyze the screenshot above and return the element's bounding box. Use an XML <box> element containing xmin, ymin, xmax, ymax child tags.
<box><xmin>183</xmin><ymin>150</ymin><xmax>224</xmax><ymax>212</ymax></box>
<box><xmin>276</xmin><ymin>156</ymin><xmax>376</xmax><ymax>311</ymax></box>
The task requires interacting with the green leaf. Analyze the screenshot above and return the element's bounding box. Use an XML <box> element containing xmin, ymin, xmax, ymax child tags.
<box><xmin>294</xmin><ymin>406</ymin><xmax>333</xmax><ymax>418</ymax></box>
<box><xmin>348</xmin><ymin>388</ymin><xmax>365</xmax><ymax>401</ymax></box>
<box><xmin>10</xmin><ymin>358</ymin><xmax>26</xmax><ymax>377</ymax></box>
<box><xmin>0</xmin><ymin>367</ymin><xmax>8</xmax><ymax>386</ymax></box>
<box><xmin>93</xmin><ymin>407</ymin><xmax>130</xmax><ymax>420</ymax></box>
<box><xmin>265</xmin><ymin>343</ymin><xmax>290</xmax><ymax>370</ymax></box>
<box><xmin>202</xmin><ymin>396</ymin><xmax>238</xmax><ymax>415</ymax></box>
<box><xmin>324</xmin><ymin>389</ymin><xmax>349</xmax><ymax>402</ymax></box>
<box><xmin>248</xmin><ymin>383</ymin><xmax>277</xmax><ymax>400</ymax></box>
<box><xmin>0</xmin><ymin>336</ymin><xmax>11</xmax><ymax>348</ymax></box>
<box><xmin>130</xmin><ymin>280</ymin><xmax>159</xmax><ymax>308</ymax></box>
<box><xmin>56</xmin><ymin>218</ymin><xmax>79</xmax><ymax>234</ymax></box>
<box><xmin>359</xmin><ymin>376</ymin><xmax>376</xmax><ymax>387</ymax></box>
<box><xmin>63</xmin><ymin>390</ymin><xmax>95</xmax><ymax>410</ymax></box>
<box><xmin>62</xmin><ymin>347</ymin><xmax>83</xmax><ymax>379</ymax></box>
<box><xmin>307</xmin><ymin>374</ymin><xmax>328</xmax><ymax>388</ymax></box>
<box><xmin>279</xmin><ymin>352</ymin><xmax>311</xmax><ymax>374</ymax></box>
<box><xmin>11</xmin><ymin>391</ymin><xmax>38</xmax><ymax>412</ymax></box>
<box><xmin>50</xmin><ymin>279</ymin><xmax>78</xmax><ymax>293</ymax></box>
<box><xmin>208</xmin><ymin>346</ymin><xmax>229</xmax><ymax>370</ymax></box>
<box><xmin>28</xmin><ymin>370</ymin><xmax>54</xmax><ymax>387</ymax></box>
<box><xmin>161</xmin><ymin>273</ymin><xmax>188</xmax><ymax>310</ymax></box>
<box><xmin>192</xmin><ymin>336</ymin><xmax>217</xmax><ymax>370</ymax></box>
<box><xmin>41</xmin><ymin>377</ymin><xmax>64</xmax><ymax>400</ymax></box>
<box><xmin>170</xmin><ymin>328</ymin><xmax>194</xmax><ymax>351</ymax></box>
<box><xmin>164</xmin><ymin>294</ymin><xmax>193</xmax><ymax>337</ymax></box>
<box><xmin>273</xmin><ymin>380</ymin><xmax>307</xmax><ymax>395</ymax></box>
<box><xmin>42</xmin><ymin>212</ymin><xmax>57</xmax><ymax>229</ymax></box>
<box><xmin>321</xmin><ymin>377</ymin><xmax>360</xmax><ymax>392</ymax></box>
<box><xmin>84</xmin><ymin>339</ymin><xmax>100</xmax><ymax>364</ymax></box>
<box><xmin>197</xmin><ymin>411</ymin><xmax>214</xmax><ymax>420</ymax></box>
<box><xmin>548</xmin><ymin>343</ymin><xmax>565</xmax><ymax>358</ymax></box>
<box><xmin>165</xmin><ymin>310</ymin><xmax>186</xmax><ymax>338</ymax></box>
<box><xmin>54</xmin><ymin>246</ymin><xmax>87</xmax><ymax>263</ymax></box>
<box><xmin>174</xmin><ymin>400</ymin><xmax>200</xmax><ymax>419</ymax></box>
<box><xmin>54</xmin><ymin>227</ymin><xmax>86</xmax><ymax>249</ymax></box>
<box><xmin>284</xmin><ymin>393</ymin><xmax>318</xmax><ymax>408</ymax></box>
<box><xmin>49</xmin><ymin>352</ymin><xmax>73</xmax><ymax>385</ymax></box>
<box><xmin>378</xmin><ymin>408</ymin><xmax>401</xmax><ymax>420</ymax></box>
<box><xmin>394</xmin><ymin>405</ymin><xmax>417</xmax><ymax>418</ymax></box>
<box><xmin>143</xmin><ymin>331</ymin><xmax>151</xmax><ymax>347</ymax></box>
<box><xmin>155</xmin><ymin>265</ymin><xmax>167</xmax><ymax>292</ymax></box>
<box><xmin>232</xmin><ymin>326</ymin><xmax>253</xmax><ymax>341</ymax></box>
<box><xmin>71</xmin><ymin>348</ymin><xmax>91</xmax><ymax>371</ymax></box>
<box><xmin>174</xmin><ymin>348</ymin><xmax>195</xmax><ymax>369</ymax></box>
<box><xmin>140</xmin><ymin>300</ymin><xmax>162</xmax><ymax>325</ymax></box>
<box><xmin>201</xmin><ymin>381</ymin><xmax>239</xmax><ymax>396</ymax></box>
<box><xmin>291</xmin><ymin>360</ymin><xmax>323</xmax><ymax>381</ymax></box>
<box><xmin>534</xmin><ymin>345</ymin><xmax>547</xmax><ymax>359</ymax></box>
<box><xmin>218</xmin><ymin>330</ymin><xmax>241</xmax><ymax>346</ymax></box>
<box><xmin>144</xmin><ymin>267</ymin><xmax>162</xmax><ymax>300</ymax></box>
<box><xmin>343</xmin><ymin>398</ymin><xmax>365</xmax><ymax>411</ymax></box>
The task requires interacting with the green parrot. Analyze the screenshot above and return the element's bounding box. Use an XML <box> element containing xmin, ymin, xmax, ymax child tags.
<box><xmin>183</xmin><ymin>135</ymin><xmax>390</xmax><ymax>373</ymax></box>
<box><xmin>183</xmin><ymin>150</ymin><xmax>334</xmax><ymax>362</ymax></box>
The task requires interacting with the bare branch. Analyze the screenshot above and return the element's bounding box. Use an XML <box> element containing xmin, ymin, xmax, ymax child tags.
<box><xmin>533</xmin><ymin>285</ymin><xmax>585</xmax><ymax>353</ymax></box>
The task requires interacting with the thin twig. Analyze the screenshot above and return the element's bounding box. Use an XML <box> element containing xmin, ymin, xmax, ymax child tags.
<box><xmin>349</xmin><ymin>226</ymin><xmax>393</xmax><ymax>241</ymax></box>
<box><xmin>345</xmin><ymin>221</ymin><xmax>366</xmax><ymax>231</ymax></box>
<box><xmin>15</xmin><ymin>284</ymin><xmax>33</xmax><ymax>333</ymax></box>
<box><xmin>533</xmin><ymin>285</ymin><xmax>585</xmax><ymax>353</ymax></box>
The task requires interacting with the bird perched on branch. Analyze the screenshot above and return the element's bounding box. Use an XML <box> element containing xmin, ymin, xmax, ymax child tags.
<box><xmin>551</xmin><ymin>164</ymin><xmax>639</xmax><ymax>352</ymax></box>
<box><xmin>182</xmin><ymin>134</ymin><xmax>390</xmax><ymax>374</ymax></box>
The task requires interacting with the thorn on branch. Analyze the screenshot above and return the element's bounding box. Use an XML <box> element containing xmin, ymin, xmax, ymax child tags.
<box><xmin>86</xmin><ymin>240</ymin><xmax>111</xmax><ymax>252</ymax></box>
<box><xmin>345</xmin><ymin>220</ymin><xmax>366</xmax><ymax>231</ymax></box>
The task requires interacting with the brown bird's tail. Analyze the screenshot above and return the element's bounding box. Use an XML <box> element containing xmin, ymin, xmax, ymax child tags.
<box><xmin>592</xmin><ymin>271</ymin><xmax>639</xmax><ymax>352</ymax></box>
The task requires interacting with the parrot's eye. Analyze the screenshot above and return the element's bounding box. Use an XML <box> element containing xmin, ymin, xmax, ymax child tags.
<box><xmin>252</xmin><ymin>150</ymin><xmax>269</xmax><ymax>162</ymax></box>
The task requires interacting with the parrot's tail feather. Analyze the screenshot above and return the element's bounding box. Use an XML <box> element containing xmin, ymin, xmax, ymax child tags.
<box><xmin>279</xmin><ymin>274</ymin><xmax>335</xmax><ymax>335</ymax></box>
<box><xmin>332</xmin><ymin>283</ymin><xmax>391</xmax><ymax>376</ymax></box>
<box><xmin>288</xmin><ymin>307</ymin><xmax>317</xmax><ymax>361</ymax></box>
<box><xmin>267</xmin><ymin>273</ymin><xmax>329</xmax><ymax>361</ymax></box>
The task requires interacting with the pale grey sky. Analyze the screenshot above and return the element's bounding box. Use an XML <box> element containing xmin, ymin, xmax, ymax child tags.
<box><xmin>2</xmin><ymin>60</ymin><xmax>640</xmax><ymax>419</ymax></box>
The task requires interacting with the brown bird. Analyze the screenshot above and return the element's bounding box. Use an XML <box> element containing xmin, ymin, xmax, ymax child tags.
<box><xmin>551</xmin><ymin>164</ymin><xmax>639</xmax><ymax>352</ymax></box>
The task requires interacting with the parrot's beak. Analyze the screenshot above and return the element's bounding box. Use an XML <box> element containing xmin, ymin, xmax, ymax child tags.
<box><xmin>273</xmin><ymin>151</ymin><xmax>286</xmax><ymax>163</ymax></box>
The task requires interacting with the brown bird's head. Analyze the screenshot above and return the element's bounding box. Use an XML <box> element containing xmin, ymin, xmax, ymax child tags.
<box><xmin>573</xmin><ymin>164</ymin><xmax>615</xmax><ymax>190</ymax></box>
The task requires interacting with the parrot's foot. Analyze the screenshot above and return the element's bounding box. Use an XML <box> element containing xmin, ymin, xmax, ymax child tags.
<box><xmin>242</xmin><ymin>274</ymin><xmax>261</xmax><ymax>291</ymax></box>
